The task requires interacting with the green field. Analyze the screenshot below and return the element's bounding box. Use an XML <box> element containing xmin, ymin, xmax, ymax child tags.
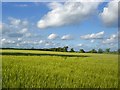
<box><xmin>1</xmin><ymin>49</ymin><xmax>118</xmax><ymax>88</ymax></box>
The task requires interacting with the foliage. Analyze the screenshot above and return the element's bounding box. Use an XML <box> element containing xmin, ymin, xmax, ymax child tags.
<box><xmin>70</xmin><ymin>48</ymin><xmax>75</xmax><ymax>52</ymax></box>
<box><xmin>118</xmin><ymin>49</ymin><xmax>120</xmax><ymax>53</ymax></box>
<box><xmin>88</xmin><ymin>49</ymin><xmax>97</xmax><ymax>53</ymax></box>
<box><xmin>105</xmin><ymin>48</ymin><xmax>110</xmax><ymax>53</ymax></box>
<box><xmin>98</xmin><ymin>48</ymin><xmax>103</xmax><ymax>53</ymax></box>
<box><xmin>64</xmin><ymin>46</ymin><xmax>69</xmax><ymax>52</ymax></box>
<box><xmin>79</xmin><ymin>49</ymin><xmax>85</xmax><ymax>53</ymax></box>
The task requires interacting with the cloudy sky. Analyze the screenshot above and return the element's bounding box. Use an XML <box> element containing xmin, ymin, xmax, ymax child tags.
<box><xmin>1</xmin><ymin>0</ymin><xmax>119</xmax><ymax>51</ymax></box>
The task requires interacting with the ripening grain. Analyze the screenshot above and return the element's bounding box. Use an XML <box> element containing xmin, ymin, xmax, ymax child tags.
<box><xmin>1</xmin><ymin>50</ymin><xmax>118</xmax><ymax>88</ymax></box>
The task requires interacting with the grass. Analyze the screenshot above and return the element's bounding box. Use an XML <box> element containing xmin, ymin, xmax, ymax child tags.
<box><xmin>1</xmin><ymin>49</ymin><xmax>118</xmax><ymax>88</ymax></box>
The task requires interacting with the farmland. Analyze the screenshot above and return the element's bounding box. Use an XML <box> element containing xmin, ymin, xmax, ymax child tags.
<box><xmin>1</xmin><ymin>49</ymin><xmax>118</xmax><ymax>88</ymax></box>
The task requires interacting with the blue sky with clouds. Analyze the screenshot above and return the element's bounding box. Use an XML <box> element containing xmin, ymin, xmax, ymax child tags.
<box><xmin>1</xmin><ymin>1</ymin><xmax>119</xmax><ymax>51</ymax></box>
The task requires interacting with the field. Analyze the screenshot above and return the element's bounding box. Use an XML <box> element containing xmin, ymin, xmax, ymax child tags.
<box><xmin>1</xmin><ymin>49</ymin><xmax>118</xmax><ymax>88</ymax></box>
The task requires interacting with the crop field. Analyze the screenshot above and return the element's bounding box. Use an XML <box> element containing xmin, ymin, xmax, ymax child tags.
<box><xmin>1</xmin><ymin>49</ymin><xmax>118</xmax><ymax>88</ymax></box>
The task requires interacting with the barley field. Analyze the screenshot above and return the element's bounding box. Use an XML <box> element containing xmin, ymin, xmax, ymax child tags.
<box><xmin>1</xmin><ymin>49</ymin><xmax>118</xmax><ymax>88</ymax></box>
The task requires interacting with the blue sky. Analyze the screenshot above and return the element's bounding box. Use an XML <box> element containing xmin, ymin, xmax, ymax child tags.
<box><xmin>1</xmin><ymin>1</ymin><xmax>118</xmax><ymax>51</ymax></box>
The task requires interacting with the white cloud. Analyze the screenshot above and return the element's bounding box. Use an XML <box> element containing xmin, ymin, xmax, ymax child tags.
<box><xmin>17</xmin><ymin>38</ymin><xmax>22</xmax><ymax>41</ymax></box>
<box><xmin>48</xmin><ymin>2</ymin><xmax>63</xmax><ymax>10</ymax></box>
<box><xmin>19</xmin><ymin>28</ymin><xmax>28</xmax><ymax>33</ymax></box>
<box><xmin>1</xmin><ymin>38</ymin><xmax>15</xmax><ymax>44</ymax></box>
<box><xmin>80</xmin><ymin>31</ymin><xmax>104</xmax><ymax>39</ymax></box>
<box><xmin>39</xmin><ymin>40</ymin><xmax>45</xmax><ymax>44</ymax></box>
<box><xmin>37</xmin><ymin>1</ymin><xmax>101</xmax><ymax>29</ymax></box>
<box><xmin>61</xmin><ymin>34</ymin><xmax>73</xmax><ymax>40</ymax></box>
<box><xmin>77</xmin><ymin>43</ymin><xmax>83</xmax><ymax>47</ymax></box>
<box><xmin>48</xmin><ymin>33</ymin><xmax>58</xmax><ymax>39</ymax></box>
<box><xmin>100</xmin><ymin>0</ymin><xmax>118</xmax><ymax>27</ymax></box>
<box><xmin>2</xmin><ymin>17</ymin><xmax>32</xmax><ymax>38</ymax></box>
<box><xmin>90</xmin><ymin>40</ymin><xmax>95</xmax><ymax>43</ymax></box>
<box><xmin>45</xmin><ymin>43</ymin><xmax>51</xmax><ymax>46</ymax></box>
<box><xmin>7</xmin><ymin>27</ymin><xmax>29</xmax><ymax>38</ymax></box>
<box><xmin>45</xmin><ymin>42</ymin><xmax>55</xmax><ymax>47</ymax></box>
<box><xmin>1</xmin><ymin>38</ymin><xmax>6</xmax><ymax>42</ymax></box>
<box><xmin>1</xmin><ymin>23</ymin><xmax>11</xmax><ymax>34</ymax></box>
<box><xmin>22</xmin><ymin>20</ymin><xmax>29</xmax><ymax>26</ymax></box>
<box><xmin>25</xmin><ymin>33</ymin><xmax>32</xmax><ymax>37</ymax></box>
<box><xmin>8</xmin><ymin>17</ymin><xmax>21</xmax><ymax>26</ymax></box>
<box><xmin>8</xmin><ymin>17</ymin><xmax>29</xmax><ymax>27</ymax></box>
<box><xmin>39</xmin><ymin>40</ymin><xmax>55</xmax><ymax>46</ymax></box>
<box><xmin>102</xmin><ymin>34</ymin><xmax>117</xmax><ymax>44</ymax></box>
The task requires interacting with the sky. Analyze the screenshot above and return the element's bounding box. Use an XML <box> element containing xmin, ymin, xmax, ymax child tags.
<box><xmin>1</xmin><ymin>0</ymin><xmax>119</xmax><ymax>51</ymax></box>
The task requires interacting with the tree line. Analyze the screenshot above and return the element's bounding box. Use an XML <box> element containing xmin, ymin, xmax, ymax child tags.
<box><xmin>41</xmin><ymin>47</ymin><xmax>119</xmax><ymax>54</ymax></box>
<box><xmin>72</xmin><ymin>48</ymin><xmax>119</xmax><ymax>54</ymax></box>
<box><xmin>1</xmin><ymin>47</ymin><xmax>120</xmax><ymax>54</ymax></box>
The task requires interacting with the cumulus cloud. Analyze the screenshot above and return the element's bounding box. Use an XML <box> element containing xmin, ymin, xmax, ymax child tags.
<box><xmin>2</xmin><ymin>17</ymin><xmax>53</xmax><ymax>48</ymax></box>
<box><xmin>1</xmin><ymin>23</ymin><xmax>11</xmax><ymax>34</ymax></box>
<box><xmin>8</xmin><ymin>17</ymin><xmax>21</xmax><ymax>26</ymax></box>
<box><xmin>1</xmin><ymin>38</ymin><xmax>15</xmax><ymax>45</ymax></box>
<box><xmin>19</xmin><ymin>28</ymin><xmax>28</xmax><ymax>33</ymax></box>
<box><xmin>102</xmin><ymin>34</ymin><xmax>117</xmax><ymax>44</ymax></box>
<box><xmin>100</xmin><ymin>0</ymin><xmax>118</xmax><ymax>27</ymax></box>
<box><xmin>80</xmin><ymin>31</ymin><xmax>104</xmax><ymax>39</ymax></box>
<box><xmin>37</xmin><ymin>0</ymin><xmax>101</xmax><ymax>29</ymax></box>
<box><xmin>48</xmin><ymin>33</ymin><xmax>58</xmax><ymax>39</ymax></box>
<box><xmin>2</xmin><ymin>17</ymin><xmax>32</xmax><ymax>38</ymax></box>
<box><xmin>45</xmin><ymin>43</ymin><xmax>53</xmax><ymax>46</ymax></box>
<box><xmin>61</xmin><ymin>34</ymin><xmax>73</xmax><ymax>40</ymax></box>
<box><xmin>17</xmin><ymin>38</ymin><xmax>22</xmax><ymax>41</ymax></box>
<box><xmin>22</xmin><ymin>20</ymin><xmax>29</xmax><ymax>26</ymax></box>
<box><xmin>1</xmin><ymin>17</ymin><xmax>38</xmax><ymax>48</ymax></box>
<box><xmin>90</xmin><ymin>39</ymin><xmax>95</xmax><ymax>43</ymax></box>
<box><xmin>25</xmin><ymin>33</ymin><xmax>32</xmax><ymax>37</ymax></box>
<box><xmin>7</xmin><ymin>28</ymin><xmax>30</xmax><ymax>38</ymax></box>
<box><xmin>1</xmin><ymin>38</ymin><xmax>6</xmax><ymax>42</ymax></box>
<box><xmin>77</xmin><ymin>43</ymin><xmax>83</xmax><ymax>47</ymax></box>
<box><xmin>39</xmin><ymin>40</ymin><xmax>45</xmax><ymax>44</ymax></box>
<box><xmin>8</xmin><ymin>17</ymin><xmax>29</xmax><ymax>27</ymax></box>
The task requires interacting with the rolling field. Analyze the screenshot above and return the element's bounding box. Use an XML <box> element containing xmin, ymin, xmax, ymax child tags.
<box><xmin>1</xmin><ymin>49</ymin><xmax>118</xmax><ymax>88</ymax></box>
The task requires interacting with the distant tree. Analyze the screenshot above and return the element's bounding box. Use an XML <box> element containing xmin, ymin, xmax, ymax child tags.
<box><xmin>31</xmin><ymin>47</ymin><xmax>34</xmax><ymax>50</ymax></box>
<box><xmin>98</xmin><ymin>48</ymin><xmax>103</xmax><ymax>53</ymax></box>
<box><xmin>70</xmin><ymin>48</ymin><xmax>75</xmax><ymax>52</ymax></box>
<box><xmin>118</xmin><ymin>49</ymin><xmax>120</xmax><ymax>54</ymax></box>
<box><xmin>79</xmin><ymin>49</ymin><xmax>85</xmax><ymax>53</ymax></box>
<box><xmin>58</xmin><ymin>47</ymin><xmax>62</xmax><ymax>52</ymax></box>
<box><xmin>89</xmin><ymin>49</ymin><xmax>97</xmax><ymax>53</ymax></box>
<box><xmin>64</xmin><ymin>46</ymin><xmax>68</xmax><ymax>52</ymax></box>
<box><xmin>105</xmin><ymin>48</ymin><xmax>110</xmax><ymax>53</ymax></box>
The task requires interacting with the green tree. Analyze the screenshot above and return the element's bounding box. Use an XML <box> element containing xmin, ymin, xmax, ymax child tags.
<box><xmin>64</xmin><ymin>46</ymin><xmax>68</xmax><ymax>52</ymax></box>
<box><xmin>70</xmin><ymin>48</ymin><xmax>75</xmax><ymax>52</ymax></box>
<box><xmin>98</xmin><ymin>48</ymin><xmax>103</xmax><ymax>53</ymax></box>
<box><xmin>105</xmin><ymin>48</ymin><xmax>110</xmax><ymax>53</ymax></box>
<box><xmin>89</xmin><ymin>49</ymin><xmax>97</xmax><ymax>53</ymax></box>
<box><xmin>118</xmin><ymin>49</ymin><xmax>120</xmax><ymax>54</ymax></box>
<box><xmin>79</xmin><ymin>49</ymin><xmax>85</xmax><ymax>53</ymax></box>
